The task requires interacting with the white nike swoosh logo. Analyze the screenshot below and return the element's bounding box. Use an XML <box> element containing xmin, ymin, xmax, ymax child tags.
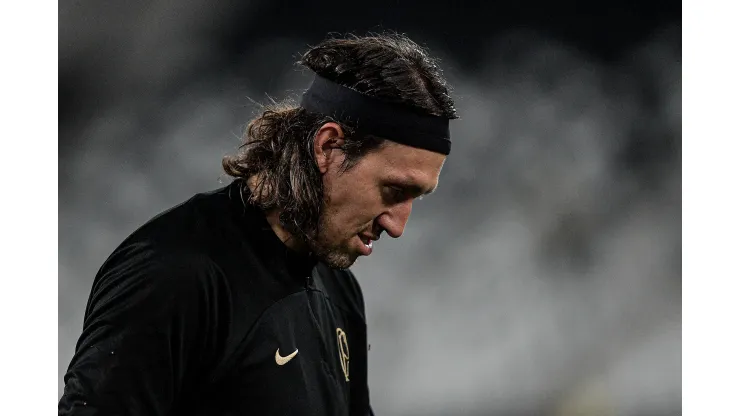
<box><xmin>275</xmin><ymin>348</ymin><xmax>299</xmax><ymax>365</ymax></box>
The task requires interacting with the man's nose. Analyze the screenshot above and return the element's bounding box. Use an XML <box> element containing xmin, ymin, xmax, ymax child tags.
<box><xmin>378</xmin><ymin>200</ymin><xmax>412</xmax><ymax>238</ymax></box>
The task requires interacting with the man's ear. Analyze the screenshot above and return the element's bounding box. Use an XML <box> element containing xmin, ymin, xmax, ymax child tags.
<box><xmin>314</xmin><ymin>122</ymin><xmax>346</xmax><ymax>174</ymax></box>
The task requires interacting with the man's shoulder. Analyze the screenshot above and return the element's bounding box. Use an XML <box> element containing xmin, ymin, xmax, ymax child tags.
<box><xmin>92</xmin><ymin>184</ymin><xmax>239</xmax><ymax>287</ymax></box>
<box><xmin>117</xmin><ymin>183</ymin><xmax>237</xmax><ymax>254</ymax></box>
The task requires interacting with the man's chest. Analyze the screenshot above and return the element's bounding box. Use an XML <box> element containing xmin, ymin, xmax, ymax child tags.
<box><xmin>191</xmin><ymin>290</ymin><xmax>363</xmax><ymax>416</ymax></box>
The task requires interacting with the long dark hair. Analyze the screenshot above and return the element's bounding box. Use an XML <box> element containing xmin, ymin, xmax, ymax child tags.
<box><xmin>223</xmin><ymin>32</ymin><xmax>458</xmax><ymax>242</ymax></box>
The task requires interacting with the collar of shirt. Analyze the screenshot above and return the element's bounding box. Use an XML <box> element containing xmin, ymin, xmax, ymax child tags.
<box><xmin>227</xmin><ymin>180</ymin><xmax>318</xmax><ymax>282</ymax></box>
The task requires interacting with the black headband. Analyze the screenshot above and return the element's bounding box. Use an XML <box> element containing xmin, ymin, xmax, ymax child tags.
<box><xmin>300</xmin><ymin>75</ymin><xmax>452</xmax><ymax>155</ymax></box>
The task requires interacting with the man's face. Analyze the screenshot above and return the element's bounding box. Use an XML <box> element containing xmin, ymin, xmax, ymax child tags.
<box><xmin>310</xmin><ymin>138</ymin><xmax>446</xmax><ymax>269</ymax></box>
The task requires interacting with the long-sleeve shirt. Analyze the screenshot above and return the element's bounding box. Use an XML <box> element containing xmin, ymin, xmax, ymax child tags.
<box><xmin>59</xmin><ymin>180</ymin><xmax>374</xmax><ymax>415</ymax></box>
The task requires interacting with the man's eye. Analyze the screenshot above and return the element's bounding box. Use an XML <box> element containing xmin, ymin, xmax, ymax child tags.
<box><xmin>384</xmin><ymin>186</ymin><xmax>406</xmax><ymax>202</ymax></box>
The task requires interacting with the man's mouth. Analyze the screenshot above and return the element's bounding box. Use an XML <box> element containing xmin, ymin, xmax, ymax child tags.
<box><xmin>358</xmin><ymin>234</ymin><xmax>377</xmax><ymax>255</ymax></box>
<box><xmin>360</xmin><ymin>235</ymin><xmax>373</xmax><ymax>249</ymax></box>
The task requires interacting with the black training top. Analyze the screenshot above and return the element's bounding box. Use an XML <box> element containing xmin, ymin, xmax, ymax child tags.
<box><xmin>59</xmin><ymin>180</ymin><xmax>374</xmax><ymax>415</ymax></box>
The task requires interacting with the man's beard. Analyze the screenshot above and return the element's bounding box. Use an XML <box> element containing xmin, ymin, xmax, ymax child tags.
<box><xmin>304</xmin><ymin>216</ymin><xmax>358</xmax><ymax>270</ymax></box>
<box><xmin>312</xmin><ymin>242</ymin><xmax>357</xmax><ymax>269</ymax></box>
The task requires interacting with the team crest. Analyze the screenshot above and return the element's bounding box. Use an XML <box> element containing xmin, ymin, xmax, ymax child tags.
<box><xmin>336</xmin><ymin>328</ymin><xmax>350</xmax><ymax>382</ymax></box>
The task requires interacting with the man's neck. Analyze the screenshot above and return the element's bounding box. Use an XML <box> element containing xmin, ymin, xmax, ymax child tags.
<box><xmin>263</xmin><ymin>209</ymin><xmax>309</xmax><ymax>253</ymax></box>
<box><xmin>247</xmin><ymin>176</ymin><xmax>309</xmax><ymax>254</ymax></box>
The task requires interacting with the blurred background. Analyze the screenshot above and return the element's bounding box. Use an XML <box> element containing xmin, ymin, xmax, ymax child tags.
<box><xmin>59</xmin><ymin>1</ymin><xmax>681</xmax><ymax>415</ymax></box>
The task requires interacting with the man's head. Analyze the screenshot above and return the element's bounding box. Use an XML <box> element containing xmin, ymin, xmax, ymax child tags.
<box><xmin>223</xmin><ymin>32</ymin><xmax>457</xmax><ymax>268</ymax></box>
<box><xmin>310</xmin><ymin>124</ymin><xmax>446</xmax><ymax>268</ymax></box>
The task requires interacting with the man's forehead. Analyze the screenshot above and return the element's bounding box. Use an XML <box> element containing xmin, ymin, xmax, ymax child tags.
<box><xmin>379</xmin><ymin>141</ymin><xmax>446</xmax><ymax>164</ymax></box>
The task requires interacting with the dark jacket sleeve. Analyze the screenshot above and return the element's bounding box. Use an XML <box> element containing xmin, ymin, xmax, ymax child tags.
<box><xmin>59</xmin><ymin>246</ymin><xmax>222</xmax><ymax>415</ymax></box>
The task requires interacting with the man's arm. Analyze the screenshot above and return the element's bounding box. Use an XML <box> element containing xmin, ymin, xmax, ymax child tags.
<box><xmin>59</xmin><ymin>247</ymin><xmax>221</xmax><ymax>415</ymax></box>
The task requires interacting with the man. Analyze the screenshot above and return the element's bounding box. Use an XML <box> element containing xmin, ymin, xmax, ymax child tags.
<box><xmin>59</xmin><ymin>32</ymin><xmax>458</xmax><ymax>415</ymax></box>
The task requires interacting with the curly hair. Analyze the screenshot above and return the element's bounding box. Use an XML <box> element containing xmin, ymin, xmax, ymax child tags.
<box><xmin>222</xmin><ymin>32</ymin><xmax>458</xmax><ymax>243</ymax></box>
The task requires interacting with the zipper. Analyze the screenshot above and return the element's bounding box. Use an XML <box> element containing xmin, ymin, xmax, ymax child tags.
<box><xmin>304</xmin><ymin>270</ymin><xmax>348</xmax><ymax>398</ymax></box>
<box><xmin>304</xmin><ymin>273</ymin><xmax>332</xmax><ymax>359</ymax></box>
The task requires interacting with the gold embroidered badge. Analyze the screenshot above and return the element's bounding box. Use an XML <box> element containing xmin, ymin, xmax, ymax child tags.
<box><xmin>336</xmin><ymin>328</ymin><xmax>350</xmax><ymax>382</ymax></box>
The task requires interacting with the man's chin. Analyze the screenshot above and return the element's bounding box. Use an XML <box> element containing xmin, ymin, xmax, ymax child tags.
<box><xmin>323</xmin><ymin>254</ymin><xmax>357</xmax><ymax>269</ymax></box>
<box><xmin>307</xmin><ymin>238</ymin><xmax>359</xmax><ymax>269</ymax></box>
<box><xmin>315</xmin><ymin>249</ymin><xmax>357</xmax><ymax>269</ymax></box>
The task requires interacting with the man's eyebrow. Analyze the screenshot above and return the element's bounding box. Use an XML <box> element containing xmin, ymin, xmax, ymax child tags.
<box><xmin>390</xmin><ymin>178</ymin><xmax>437</xmax><ymax>196</ymax></box>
